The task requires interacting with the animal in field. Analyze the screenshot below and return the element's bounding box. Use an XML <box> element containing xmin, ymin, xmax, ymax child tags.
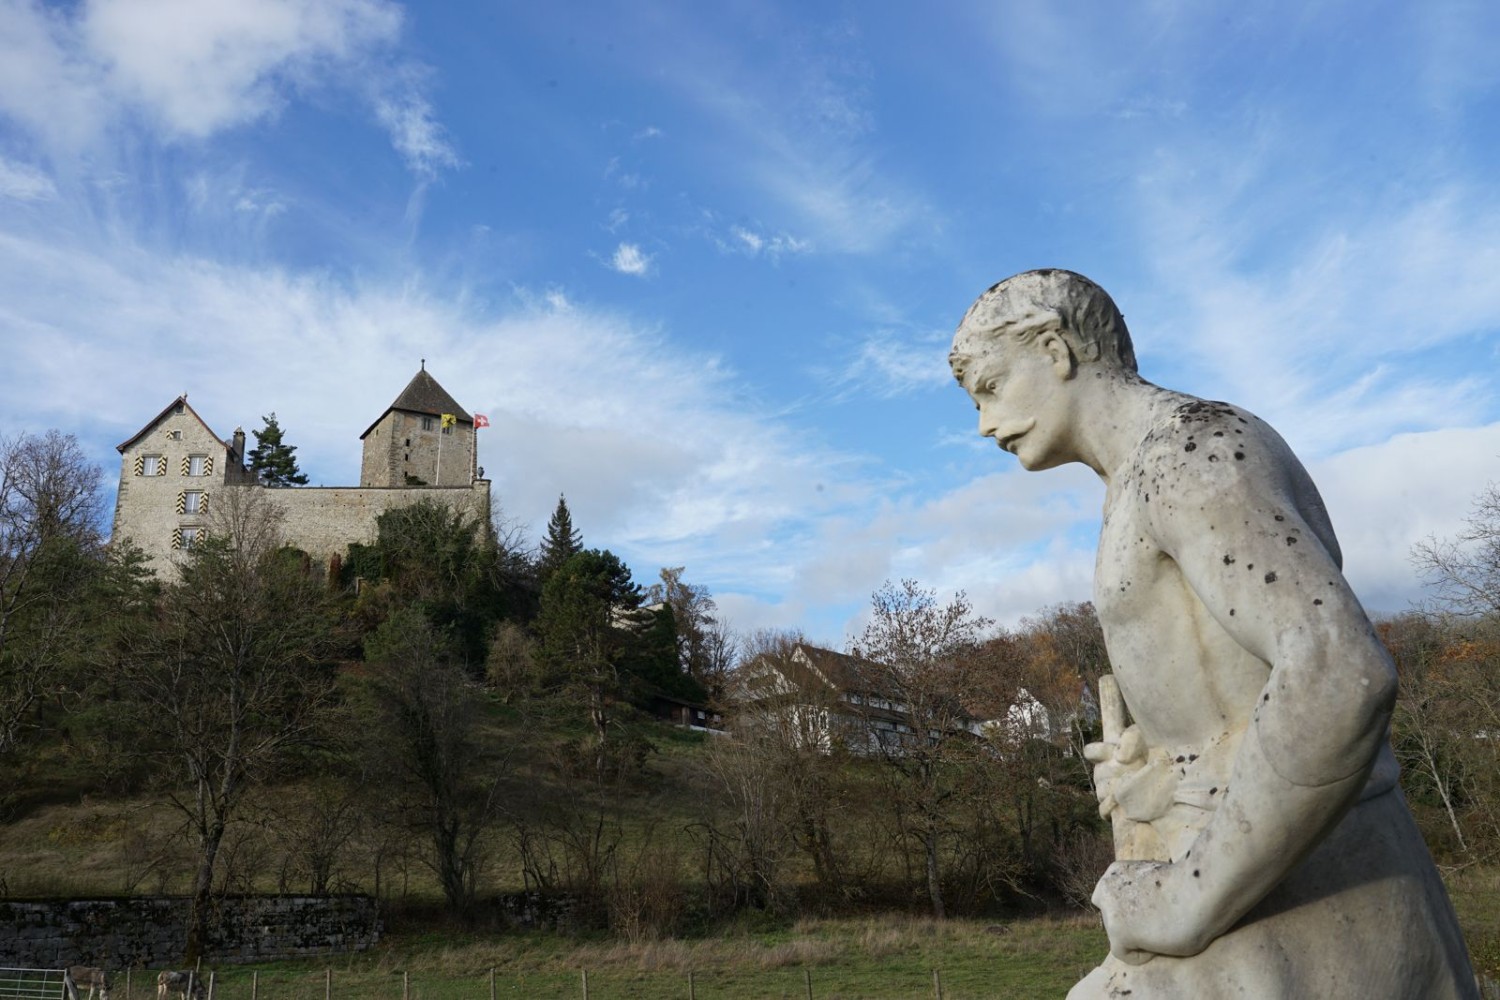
<box><xmin>65</xmin><ymin>967</ymin><xmax>111</xmax><ymax>1000</ymax></box>
<box><xmin>155</xmin><ymin>971</ymin><xmax>205</xmax><ymax>1000</ymax></box>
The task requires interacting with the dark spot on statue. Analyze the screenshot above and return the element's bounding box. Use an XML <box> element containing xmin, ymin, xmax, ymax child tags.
<box><xmin>1263</xmin><ymin>693</ymin><xmax>1270</xmax><ymax>703</ymax></box>
<box><xmin>1210</xmin><ymin>787</ymin><xmax>1218</xmax><ymax>795</ymax></box>
<box><xmin>1208</xmin><ymin>454</ymin><xmax>1219</xmax><ymax>462</ymax></box>
<box><xmin>1286</xmin><ymin>536</ymin><xmax>1298</xmax><ymax>546</ymax></box>
<box><xmin>1193</xmin><ymin>869</ymin><xmax>1200</xmax><ymax>878</ymax></box>
<box><xmin>1247</xmin><ymin>563</ymin><xmax>1254</xmax><ymax>570</ymax></box>
<box><xmin>1189</xmin><ymin>754</ymin><xmax>1198</xmax><ymax>761</ymax></box>
<box><xmin>1184</xmin><ymin>442</ymin><xmax>1197</xmax><ymax>452</ymax></box>
<box><xmin>1223</xmin><ymin>554</ymin><xmax>1235</xmax><ymax>565</ymax></box>
<box><xmin>1214</xmin><ymin>431</ymin><xmax>1224</xmax><ymax>437</ymax></box>
<box><xmin>1229</xmin><ymin>608</ymin><xmax>1235</xmax><ymax>616</ymax></box>
<box><xmin>1265</xmin><ymin>571</ymin><xmax>1278</xmax><ymax>584</ymax></box>
<box><xmin>1144</xmin><ymin>494</ymin><xmax>1150</xmax><ymax>503</ymax></box>
<box><xmin>1234</xmin><ymin>452</ymin><xmax>1245</xmax><ymax>460</ymax></box>
<box><xmin>1313</xmin><ymin>598</ymin><xmax>1323</xmax><ymax>606</ymax></box>
<box><xmin>1274</xmin><ymin>515</ymin><xmax>1285</xmax><ymax>522</ymax></box>
<box><xmin>1175</xmin><ymin>755</ymin><xmax>1185</xmax><ymax>763</ymax></box>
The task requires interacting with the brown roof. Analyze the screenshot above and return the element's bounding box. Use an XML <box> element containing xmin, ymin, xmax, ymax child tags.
<box><xmin>360</xmin><ymin>368</ymin><xmax>473</xmax><ymax>440</ymax></box>
<box><xmin>115</xmin><ymin>395</ymin><xmax>225</xmax><ymax>453</ymax></box>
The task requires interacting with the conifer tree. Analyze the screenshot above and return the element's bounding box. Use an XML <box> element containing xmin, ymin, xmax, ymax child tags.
<box><xmin>537</xmin><ymin>494</ymin><xmax>582</xmax><ymax>582</ymax></box>
<box><xmin>248</xmin><ymin>412</ymin><xmax>309</xmax><ymax>487</ymax></box>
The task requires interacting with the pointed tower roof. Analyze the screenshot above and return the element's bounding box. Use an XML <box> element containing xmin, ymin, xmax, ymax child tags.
<box><xmin>360</xmin><ymin>366</ymin><xmax>473</xmax><ymax>440</ymax></box>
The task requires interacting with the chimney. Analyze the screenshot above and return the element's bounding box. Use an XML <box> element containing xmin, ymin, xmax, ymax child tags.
<box><xmin>231</xmin><ymin>427</ymin><xmax>246</xmax><ymax>461</ymax></box>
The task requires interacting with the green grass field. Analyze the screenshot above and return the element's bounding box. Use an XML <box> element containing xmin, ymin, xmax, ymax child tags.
<box><xmin>112</xmin><ymin>916</ymin><xmax>1105</xmax><ymax>1000</ymax></box>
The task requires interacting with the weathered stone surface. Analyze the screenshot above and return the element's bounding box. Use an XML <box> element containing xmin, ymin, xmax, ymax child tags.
<box><xmin>951</xmin><ymin>270</ymin><xmax>1477</xmax><ymax>999</ymax></box>
<box><xmin>0</xmin><ymin>896</ymin><xmax>380</xmax><ymax>967</ymax></box>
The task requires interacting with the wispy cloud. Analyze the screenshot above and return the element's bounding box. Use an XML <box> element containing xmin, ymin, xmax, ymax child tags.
<box><xmin>0</xmin><ymin>156</ymin><xmax>55</xmax><ymax>201</ymax></box>
<box><xmin>716</xmin><ymin>224</ymin><xmax>811</xmax><ymax>260</ymax></box>
<box><xmin>825</xmin><ymin>332</ymin><xmax>952</xmax><ymax>399</ymax></box>
<box><xmin>374</xmin><ymin>85</ymin><xmax>461</xmax><ymax>177</ymax></box>
<box><xmin>608</xmin><ymin>242</ymin><xmax>653</xmax><ymax>276</ymax></box>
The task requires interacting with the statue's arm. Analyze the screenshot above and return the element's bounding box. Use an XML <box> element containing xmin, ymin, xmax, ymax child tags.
<box><xmin>1094</xmin><ymin>438</ymin><xmax>1396</xmax><ymax>962</ymax></box>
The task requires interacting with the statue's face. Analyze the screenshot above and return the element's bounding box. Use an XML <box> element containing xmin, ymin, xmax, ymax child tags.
<box><xmin>952</xmin><ymin>329</ymin><xmax>1075</xmax><ymax>472</ymax></box>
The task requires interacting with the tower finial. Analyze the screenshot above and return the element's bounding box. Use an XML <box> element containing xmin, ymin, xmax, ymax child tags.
<box><xmin>420</xmin><ymin>358</ymin><xmax>425</xmax><ymax>371</ymax></box>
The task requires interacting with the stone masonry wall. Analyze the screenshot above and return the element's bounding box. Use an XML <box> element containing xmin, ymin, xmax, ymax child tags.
<box><xmin>0</xmin><ymin>896</ymin><xmax>381</xmax><ymax>968</ymax></box>
<box><xmin>264</xmin><ymin>481</ymin><xmax>491</xmax><ymax>566</ymax></box>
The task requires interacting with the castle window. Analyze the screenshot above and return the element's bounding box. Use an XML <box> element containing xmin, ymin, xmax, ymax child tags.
<box><xmin>141</xmin><ymin>455</ymin><xmax>164</xmax><ymax>476</ymax></box>
<box><xmin>183</xmin><ymin>490</ymin><xmax>204</xmax><ymax>514</ymax></box>
<box><xmin>167</xmin><ymin>430</ymin><xmax>182</xmax><ymax>441</ymax></box>
<box><xmin>421</xmin><ymin>416</ymin><xmax>435</xmax><ymax>432</ymax></box>
<box><xmin>186</xmin><ymin>454</ymin><xmax>207</xmax><ymax>476</ymax></box>
<box><xmin>173</xmin><ymin>526</ymin><xmax>201</xmax><ymax>550</ymax></box>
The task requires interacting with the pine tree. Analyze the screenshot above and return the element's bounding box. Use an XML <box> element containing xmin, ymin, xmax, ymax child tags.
<box><xmin>537</xmin><ymin>494</ymin><xmax>582</xmax><ymax>582</ymax></box>
<box><xmin>248</xmin><ymin>412</ymin><xmax>309</xmax><ymax>487</ymax></box>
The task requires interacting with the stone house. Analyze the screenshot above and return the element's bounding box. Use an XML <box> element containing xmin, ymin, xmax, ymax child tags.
<box><xmin>112</xmin><ymin>366</ymin><xmax>491</xmax><ymax>576</ymax></box>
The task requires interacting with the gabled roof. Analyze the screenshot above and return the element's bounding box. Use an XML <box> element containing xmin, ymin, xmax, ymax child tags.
<box><xmin>116</xmin><ymin>395</ymin><xmax>225</xmax><ymax>453</ymax></box>
<box><xmin>360</xmin><ymin>367</ymin><xmax>473</xmax><ymax>440</ymax></box>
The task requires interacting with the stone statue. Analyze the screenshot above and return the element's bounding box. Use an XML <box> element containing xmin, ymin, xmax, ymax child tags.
<box><xmin>950</xmin><ymin>270</ymin><xmax>1477</xmax><ymax>998</ymax></box>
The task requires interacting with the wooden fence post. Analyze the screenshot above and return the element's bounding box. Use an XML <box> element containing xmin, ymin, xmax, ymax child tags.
<box><xmin>251</xmin><ymin>971</ymin><xmax>258</xmax><ymax>1000</ymax></box>
<box><xmin>325</xmin><ymin>968</ymin><xmax>331</xmax><ymax>1000</ymax></box>
<box><xmin>804</xmin><ymin>967</ymin><xmax>813</xmax><ymax>1000</ymax></box>
<box><xmin>687</xmin><ymin>970</ymin><xmax>695</xmax><ymax>1000</ymax></box>
<box><xmin>580</xmin><ymin>969</ymin><xmax>588</xmax><ymax>1000</ymax></box>
<box><xmin>933</xmin><ymin>969</ymin><xmax>943</xmax><ymax>999</ymax></box>
<box><xmin>402</xmin><ymin>971</ymin><xmax>409</xmax><ymax>1000</ymax></box>
<box><xmin>207</xmin><ymin>971</ymin><xmax>216</xmax><ymax>1000</ymax></box>
<box><xmin>488</xmin><ymin>968</ymin><xmax>495</xmax><ymax>1000</ymax></box>
<box><xmin>124</xmin><ymin>969</ymin><xmax>131</xmax><ymax>1000</ymax></box>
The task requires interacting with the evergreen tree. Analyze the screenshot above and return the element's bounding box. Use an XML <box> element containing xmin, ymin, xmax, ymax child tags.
<box><xmin>537</xmin><ymin>494</ymin><xmax>582</xmax><ymax>582</ymax></box>
<box><xmin>248</xmin><ymin>412</ymin><xmax>309</xmax><ymax>486</ymax></box>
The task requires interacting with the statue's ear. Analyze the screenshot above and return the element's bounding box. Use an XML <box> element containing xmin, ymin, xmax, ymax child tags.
<box><xmin>1040</xmin><ymin>330</ymin><xmax>1078</xmax><ymax>380</ymax></box>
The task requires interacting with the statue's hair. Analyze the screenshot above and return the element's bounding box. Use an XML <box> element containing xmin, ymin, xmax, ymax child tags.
<box><xmin>950</xmin><ymin>269</ymin><xmax>1137</xmax><ymax>378</ymax></box>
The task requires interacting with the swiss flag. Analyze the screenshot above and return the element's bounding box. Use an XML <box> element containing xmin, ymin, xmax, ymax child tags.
<box><xmin>473</xmin><ymin>413</ymin><xmax>491</xmax><ymax>429</ymax></box>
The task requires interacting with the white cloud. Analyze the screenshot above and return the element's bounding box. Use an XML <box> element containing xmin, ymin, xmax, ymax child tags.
<box><xmin>609</xmin><ymin>242</ymin><xmax>653</xmax><ymax>277</ymax></box>
<box><xmin>1308</xmin><ymin>423</ymin><xmax>1500</xmax><ymax>614</ymax></box>
<box><xmin>0</xmin><ymin>0</ymin><xmax>449</xmax><ymax>177</ymax></box>
<box><xmin>0</xmin><ymin>157</ymin><xmax>56</xmax><ymax>201</ymax></box>
<box><xmin>79</xmin><ymin>0</ymin><xmax>402</xmax><ymax>137</ymax></box>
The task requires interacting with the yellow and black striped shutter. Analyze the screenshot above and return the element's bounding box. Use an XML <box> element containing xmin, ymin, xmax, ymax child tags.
<box><xmin>204</xmin><ymin>455</ymin><xmax>214</xmax><ymax>476</ymax></box>
<box><xmin>171</xmin><ymin>527</ymin><xmax>183</xmax><ymax>549</ymax></box>
<box><xmin>201</xmin><ymin>492</ymin><xmax>210</xmax><ymax>513</ymax></box>
<box><xmin>134</xmin><ymin>455</ymin><xmax>144</xmax><ymax>476</ymax></box>
<box><xmin>180</xmin><ymin>455</ymin><xmax>191</xmax><ymax>476</ymax></box>
<box><xmin>175</xmin><ymin>491</ymin><xmax>186</xmax><ymax>514</ymax></box>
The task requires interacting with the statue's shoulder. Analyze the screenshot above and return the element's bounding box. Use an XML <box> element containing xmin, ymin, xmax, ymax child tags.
<box><xmin>1128</xmin><ymin>392</ymin><xmax>1299</xmax><ymax>519</ymax></box>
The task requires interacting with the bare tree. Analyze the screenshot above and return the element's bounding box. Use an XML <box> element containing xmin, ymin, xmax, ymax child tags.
<box><xmin>362</xmin><ymin>608</ymin><xmax>506</xmax><ymax>915</ymax></box>
<box><xmin>119</xmin><ymin>487</ymin><xmax>337</xmax><ymax>959</ymax></box>
<box><xmin>855</xmin><ymin>579</ymin><xmax>994</xmax><ymax>918</ymax></box>
<box><xmin>0</xmin><ymin>430</ymin><xmax>106</xmax><ymax>755</ymax></box>
<box><xmin>1413</xmin><ymin>483</ymin><xmax>1500</xmax><ymax>620</ymax></box>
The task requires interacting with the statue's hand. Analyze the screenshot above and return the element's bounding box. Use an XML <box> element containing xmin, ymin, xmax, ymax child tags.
<box><xmin>1092</xmin><ymin>859</ymin><xmax>1213</xmax><ymax>964</ymax></box>
<box><xmin>1084</xmin><ymin>724</ymin><xmax>1146</xmax><ymax>818</ymax></box>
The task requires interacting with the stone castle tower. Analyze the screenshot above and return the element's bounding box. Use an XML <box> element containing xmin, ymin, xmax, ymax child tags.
<box><xmin>359</xmin><ymin>364</ymin><xmax>477</xmax><ymax>487</ymax></box>
<box><xmin>112</xmin><ymin>366</ymin><xmax>490</xmax><ymax>575</ymax></box>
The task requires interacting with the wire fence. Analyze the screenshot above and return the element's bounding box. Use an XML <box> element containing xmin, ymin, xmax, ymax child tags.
<box><xmin>74</xmin><ymin>965</ymin><xmax>967</xmax><ymax>1000</ymax></box>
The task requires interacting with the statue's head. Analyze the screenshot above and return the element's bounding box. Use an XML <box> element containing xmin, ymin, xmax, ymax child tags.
<box><xmin>949</xmin><ymin>269</ymin><xmax>1136</xmax><ymax>380</ymax></box>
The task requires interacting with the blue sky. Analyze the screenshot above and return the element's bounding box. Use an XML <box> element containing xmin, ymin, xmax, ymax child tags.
<box><xmin>2</xmin><ymin>0</ymin><xmax>1498</xmax><ymax>647</ymax></box>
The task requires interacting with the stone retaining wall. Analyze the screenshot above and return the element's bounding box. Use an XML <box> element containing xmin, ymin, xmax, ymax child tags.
<box><xmin>0</xmin><ymin>896</ymin><xmax>381</xmax><ymax>968</ymax></box>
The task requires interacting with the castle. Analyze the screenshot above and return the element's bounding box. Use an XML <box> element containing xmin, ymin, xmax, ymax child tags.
<box><xmin>112</xmin><ymin>365</ymin><xmax>491</xmax><ymax>575</ymax></box>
